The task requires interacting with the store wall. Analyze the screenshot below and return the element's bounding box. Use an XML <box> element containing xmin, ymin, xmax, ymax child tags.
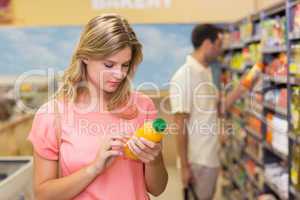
<box><xmin>255</xmin><ymin>0</ymin><xmax>284</xmax><ymax>10</ymax></box>
<box><xmin>11</xmin><ymin>0</ymin><xmax>256</xmax><ymax>26</ymax></box>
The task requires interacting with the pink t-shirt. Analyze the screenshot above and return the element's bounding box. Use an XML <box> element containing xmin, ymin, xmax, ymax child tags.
<box><xmin>28</xmin><ymin>92</ymin><xmax>157</xmax><ymax>200</ymax></box>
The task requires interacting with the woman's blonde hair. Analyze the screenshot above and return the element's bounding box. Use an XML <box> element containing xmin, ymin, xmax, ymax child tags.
<box><xmin>56</xmin><ymin>13</ymin><xmax>142</xmax><ymax>112</ymax></box>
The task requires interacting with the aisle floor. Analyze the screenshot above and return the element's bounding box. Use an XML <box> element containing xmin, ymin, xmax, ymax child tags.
<box><xmin>151</xmin><ymin>166</ymin><xmax>223</xmax><ymax>200</ymax></box>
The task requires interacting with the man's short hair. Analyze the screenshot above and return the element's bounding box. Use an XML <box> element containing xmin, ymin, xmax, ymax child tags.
<box><xmin>191</xmin><ymin>24</ymin><xmax>223</xmax><ymax>50</ymax></box>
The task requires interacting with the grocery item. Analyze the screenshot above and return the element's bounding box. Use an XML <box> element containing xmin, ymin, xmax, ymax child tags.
<box><xmin>124</xmin><ymin>118</ymin><xmax>167</xmax><ymax>160</ymax></box>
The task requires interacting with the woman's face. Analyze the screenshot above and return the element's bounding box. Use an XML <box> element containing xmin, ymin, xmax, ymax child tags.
<box><xmin>85</xmin><ymin>47</ymin><xmax>132</xmax><ymax>93</ymax></box>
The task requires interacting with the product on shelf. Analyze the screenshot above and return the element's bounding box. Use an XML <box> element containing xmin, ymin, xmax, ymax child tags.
<box><xmin>230</xmin><ymin>52</ymin><xmax>244</xmax><ymax>70</ymax></box>
<box><xmin>240</xmin><ymin>20</ymin><xmax>253</xmax><ymax>41</ymax></box>
<box><xmin>264</xmin><ymin>163</ymin><xmax>289</xmax><ymax>199</ymax></box>
<box><xmin>220</xmin><ymin>132</ymin><xmax>244</xmax><ymax>170</ymax></box>
<box><xmin>261</xmin><ymin>17</ymin><xmax>286</xmax><ymax>49</ymax></box>
<box><xmin>291</xmin><ymin>87</ymin><xmax>300</xmax><ymax>133</ymax></box>
<box><xmin>244</xmin><ymin>159</ymin><xmax>264</xmax><ymax>188</ymax></box>
<box><xmin>290</xmin><ymin>44</ymin><xmax>300</xmax><ymax>77</ymax></box>
<box><xmin>271</xmin><ymin>117</ymin><xmax>289</xmax><ymax>156</ymax></box>
<box><xmin>226</xmin><ymin>49</ymin><xmax>258</xmax><ymax>71</ymax></box>
<box><xmin>247</xmin><ymin>115</ymin><xmax>262</xmax><ymax>134</ymax></box>
<box><xmin>278</xmin><ymin>89</ymin><xmax>287</xmax><ymax>108</ymax></box>
<box><xmin>223</xmin><ymin>30</ymin><xmax>241</xmax><ymax>49</ymax></box>
<box><xmin>230</xmin><ymin>106</ymin><xmax>241</xmax><ymax>118</ymax></box>
<box><xmin>265</xmin><ymin>89</ymin><xmax>288</xmax><ymax>110</ymax></box>
<box><xmin>124</xmin><ymin>118</ymin><xmax>166</xmax><ymax>160</ymax></box>
<box><xmin>249</xmin><ymin>43</ymin><xmax>262</xmax><ymax>64</ymax></box>
<box><xmin>245</xmin><ymin>92</ymin><xmax>264</xmax><ymax>115</ymax></box>
<box><xmin>291</xmin><ymin>143</ymin><xmax>300</xmax><ymax>191</ymax></box>
<box><xmin>292</xmin><ymin>3</ymin><xmax>300</xmax><ymax>33</ymax></box>
<box><xmin>246</xmin><ymin>136</ymin><xmax>262</xmax><ymax>160</ymax></box>
<box><xmin>253</xmin><ymin>21</ymin><xmax>262</xmax><ymax>39</ymax></box>
<box><xmin>265</xmin><ymin>53</ymin><xmax>288</xmax><ymax>77</ymax></box>
<box><xmin>265</xmin><ymin>112</ymin><xmax>289</xmax><ymax>156</ymax></box>
<box><xmin>266</xmin><ymin>113</ymin><xmax>273</xmax><ymax>144</ymax></box>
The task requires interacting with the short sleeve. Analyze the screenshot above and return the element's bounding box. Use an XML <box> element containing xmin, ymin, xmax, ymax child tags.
<box><xmin>169</xmin><ymin>71</ymin><xmax>192</xmax><ymax>114</ymax></box>
<box><xmin>27</xmin><ymin>103</ymin><xmax>59</xmax><ymax>160</ymax></box>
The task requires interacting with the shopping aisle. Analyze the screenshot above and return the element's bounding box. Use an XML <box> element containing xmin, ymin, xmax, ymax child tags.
<box><xmin>152</xmin><ymin>166</ymin><xmax>223</xmax><ymax>200</ymax></box>
<box><xmin>220</xmin><ymin>1</ymin><xmax>300</xmax><ymax>199</ymax></box>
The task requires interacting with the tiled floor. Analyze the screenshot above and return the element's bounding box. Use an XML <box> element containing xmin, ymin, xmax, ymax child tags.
<box><xmin>151</xmin><ymin>166</ymin><xmax>223</xmax><ymax>200</ymax></box>
<box><xmin>151</xmin><ymin>167</ymin><xmax>183</xmax><ymax>200</ymax></box>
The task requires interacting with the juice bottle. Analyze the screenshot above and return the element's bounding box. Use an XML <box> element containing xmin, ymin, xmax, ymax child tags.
<box><xmin>241</xmin><ymin>63</ymin><xmax>264</xmax><ymax>88</ymax></box>
<box><xmin>124</xmin><ymin>118</ymin><xmax>167</xmax><ymax>160</ymax></box>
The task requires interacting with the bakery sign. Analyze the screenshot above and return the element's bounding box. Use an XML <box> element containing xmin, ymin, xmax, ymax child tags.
<box><xmin>91</xmin><ymin>0</ymin><xmax>172</xmax><ymax>9</ymax></box>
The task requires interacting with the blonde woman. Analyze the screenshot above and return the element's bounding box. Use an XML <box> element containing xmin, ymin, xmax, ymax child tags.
<box><xmin>28</xmin><ymin>14</ymin><xmax>168</xmax><ymax>200</ymax></box>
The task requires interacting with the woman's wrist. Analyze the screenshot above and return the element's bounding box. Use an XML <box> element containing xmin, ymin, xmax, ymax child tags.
<box><xmin>85</xmin><ymin>162</ymin><xmax>101</xmax><ymax>177</ymax></box>
<box><xmin>146</xmin><ymin>152</ymin><xmax>163</xmax><ymax>166</ymax></box>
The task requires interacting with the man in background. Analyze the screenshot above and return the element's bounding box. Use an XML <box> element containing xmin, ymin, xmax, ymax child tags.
<box><xmin>169</xmin><ymin>24</ymin><xmax>249</xmax><ymax>200</ymax></box>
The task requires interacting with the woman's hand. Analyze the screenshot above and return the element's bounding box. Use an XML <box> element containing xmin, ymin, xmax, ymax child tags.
<box><xmin>127</xmin><ymin>136</ymin><xmax>162</xmax><ymax>164</ymax></box>
<box><xmin>88</xmin><ymin>135</ymin><xmax>125</xmax><ymax>175</ymax></box>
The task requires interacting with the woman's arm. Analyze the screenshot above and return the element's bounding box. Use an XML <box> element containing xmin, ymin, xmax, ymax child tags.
<box><xmin>128</xmin><ymin>137</ymin><xmax>168</xmax><ymax>196</ymax></box>
<box><xmin>33</xmin><ymin>152</ymin><xmax>98</xmax><ymax>200</ymax></box>
<box><xmin>144</xmin><ymin>152</ymin><xmax>168</xmax><ymax>196</ymax></box>
<box><xmin>33</xmin><ymin>135</ymin><xmax>124</xmax><ymax>200</ymax></box>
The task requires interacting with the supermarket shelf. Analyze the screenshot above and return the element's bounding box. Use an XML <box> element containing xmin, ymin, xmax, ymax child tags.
<box><xmin>230</xmin><ymin>114</ymin><xmax>244</xmax><ymax>126</ymax></box>
<box><xmin>220</xmin><ymin>2</ymin><xmax>298</xmax><ymax>199</ymax></box>
<box><xmin>221</xmin><ymin>160</ymin><xmax>230</xmax><ymax>171</ymax></box>
<box><xmin>290</xmin><ymin>185</ymin><xmax>300</xmax><ymax>199</ymax></box>
<box><xmin>289</xmin><ymin>31</ymin><xmax>300</xmax><ymax>41</ymax></box>
<box><xmin>243</xmin><ymin>36</ymin><xmax>261</xmax><ymax>44</ymax></box>
<box><xmin>246</xmin><ymin>108</ymin><xmax>265</xmax><ymax>122</ymax></box>
<box><xmin>288</xmin><ymin>132</ymin><xmax>300</xmax><ymax>144</ymax></box>
<box><xmin>244</xmin><ymin>149</ymin><xmax>264</xmax><ymax>168</ymax></box>
<box><xmin>228</xmin><ymin>168</ymin><xmax>246</xmax><ymax>192</ymax></box>
<box><xmin>228</xmin><ymin>193</ymin><xmax>243</xmax><ymax>200</ymax></box>
<box><xmin>246</xmin><ymin>173</ymin><xmax>261</xmax><ymax>191</ymax></box>
<box><xmin>263</xmin><ymin>102</ymin><xmax>288</xmax><ymax>117</ymax></box>
<box><xmin>233</xmin><ymin>137</ymin><xmax>246</xmax><ymax>150</ymax></box>
<box><xmin>247</xmin><ymin>100</ymin><xmax>264</xmax><ymax>113</ymax></box>
<box><xmin>228</xmin><ymin>68</ymin><xmax>245</xmax><ymax>75</ymax></box>
<box><xmin>263</xmin><ymin>1</ymin><xmax>285</xmax><ymax>17</ymax></box>
<box><xmin>245</xmin><ymin>126</ymin><xmax>263</xmax><ymax>141</ymax></box>
<box><xmin>224</xmin><ymin>170</ymin><xmax>247</xmax><ymax>200</ymax></box>
<box><xmin>263</xmin><ymin>142</ymin><xmax>288</xmax><ymax>161</ymax></box>
<box><xmin>221</xmin><ymin>65</ymin><xmax>229</xmax><ymax>70</ymax></box>
<box><xmin>290</xmin><ymin>76</ymin><xmax>300</xmax><ymax>85</ymax></box>
<box><xmin>238</xmin><ymin>160</ymin><xmax>262</xmax><ymax>190</ymax></box>
<box><xmin>261</xmin><ymin>46</ymin><xmax>287</xmax><ymax>54</ymax></box>
<box><xmin>223</xmin><ymin>43</ymin><xmax>244</xmax><ymax>51</ymax></box>
<box><xmin>230</xmin><ymin>107</ymin><xmax>243</xmax><ymax>119</ymax></box>
<box><xmin>264</xmin><ymin>178</ymin><xmax>288</xmax><ymax>200</ymax></box>
<box><xmin>289</xmin><ymin>0</ymin><xmax>300</xmax><ymax>8</ymax></box>
<box><xmin>264</xmin><ymin>75</ymin><xmax>288</xmax><ymax>84</ymax></box>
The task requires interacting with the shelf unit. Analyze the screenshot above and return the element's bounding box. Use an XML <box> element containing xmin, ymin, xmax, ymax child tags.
<box><xmin>220</xmin><ymin>1</ymin><xmax>300</xmax><ymax>199</ymax></box>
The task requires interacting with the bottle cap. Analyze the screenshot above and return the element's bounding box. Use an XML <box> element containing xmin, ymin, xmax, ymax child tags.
<box><xmin>152</xmin><ymin>118</ymin><xmax>167</xmax><ymax>132</ymax></box>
